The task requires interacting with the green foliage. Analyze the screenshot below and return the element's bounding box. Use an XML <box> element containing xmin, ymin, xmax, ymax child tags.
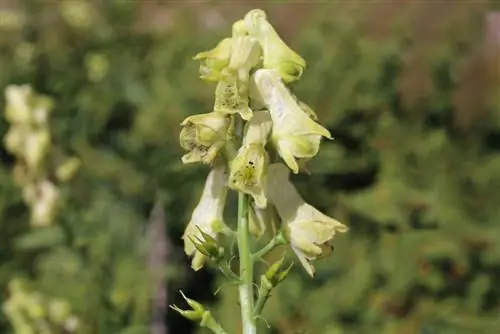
<box><xmin>1</xmin><ymin>1</ymin><xmax>499</xmax><ymax>334</ymax></box>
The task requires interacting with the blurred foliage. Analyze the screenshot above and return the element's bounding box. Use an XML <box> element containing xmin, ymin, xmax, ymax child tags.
<box><xmin>0</xmin><ymin>1</ymin><xmax>499</xmax><ymax>334</ymax></box>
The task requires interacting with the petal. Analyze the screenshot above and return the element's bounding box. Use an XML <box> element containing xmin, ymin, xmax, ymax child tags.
<box><xmin>193</xmin><ymin>38</ymin><xmax>233</xmax><ymax>62</ymax></box>
<box><xmin>243</xmin><ymin>9</ymin><xmax>305</xmax><ymax>83</ymax></box>
<box><xmin>228</xmin><ymin>144</ymin><xmax>268</xmax><ymax>208</ymax></box>
<box><xmin>291</xmin><ymin>245</ymin><xmax>316</xmax><ymax>277</ymax></box>
<box><xmin>243</xmin><ymin>110</ymin><xmax>272</xmax><ymax>146</ymax></box>
<box><xmin>228</xmin><ymin>36</ymin><xmax>261</xmax><ymax>73</ymax></box>
<box><xmin>183</xmin><ymin>166</ymin><xmax>228</xmax><ymax>270</ymax></box>
<box><xmin>214</xmin><ymin>69</ymin><xmax>253</xmax><ymax>121</ymax></box>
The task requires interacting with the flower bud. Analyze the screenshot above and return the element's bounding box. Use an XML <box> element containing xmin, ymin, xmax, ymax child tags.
<box><xmin>171</xmin><ymin>291</ymin><xmax>206</xmax><ymax>321</ymax></box>
<box><xmin>264</xmin><ymin>256</ymin><xmax>293</xmax><ymax>287</ymax></box>
<box><xmin>190</xmin><ymin>226</ymin><xmax>224</xmax><ymax>261</ymax></box>
<box><xmin>244</xmin><ymin>9</ymin><xmax>306</xmax><ymax>83</ymax></box>
<box><xmin>266</xmin><ymin>163</ymin><xmax>348</xmax><ymax>277</ymax></box>
<box><xmin>179</xmin><ymin>111</ymin><xmax>230</xmax><ymax>164</ymax></box>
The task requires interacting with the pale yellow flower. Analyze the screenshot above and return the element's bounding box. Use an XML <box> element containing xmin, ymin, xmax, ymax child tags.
<box><xmin>251</xmin><ymin>69</ymin><xmax>332</xmax><ymax>174</ymax></box>
<box><xmin>228</xmin><ymin>111</ymin><xmax>272</xmax><ymax>208</ymax></box>
<box><xmin>243</xmin><ymin>9</ymin><xmax>306</xmax><ymax>83</ymax></box>
<box><xmin>193</xmin><ymin>38</ymin><xmax>233</xmax><ymax>82</ymax></box>
<box><xmin>213</xmin><ymin>68</ymin><xmax>253</xmax><ymax>121</ymax></box>
<box><xmin>183</xmin><ymin>165</ymin><xmax>228</xmax><ymax>271</ymax></box>
<box><xmin>213</xmin><ymin>35</ymin><xmax>261</xmax><ymax>121</ymax></box>
<box><xmin>4</xmin><ymin>85</ymin><xmax>32</xmax><ymax>124</ymax></box>
<box><xmin>266</xmin><ymin>163</ymin><xmax>348</xmax><ymax>277</ymax></box>
<box><xmin>179</xmin><ymin>111</ymin><xmax>231</xmax><ymax>164</ymax></box>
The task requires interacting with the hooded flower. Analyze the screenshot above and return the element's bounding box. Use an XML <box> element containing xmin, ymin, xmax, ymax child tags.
<box><xmin>243</xmin><ymin>9</ymin><xmax>306</xmax><ymax>83</ymax></box>
<box><xmin>193</xmin><ymin>38</ymin><xmax>233</xmax><ymax>82</ymax></box>
<box><xmin>228</xmin><ymin>111</ymin><xmax>272</xmax><ymax>208</ymax></box>
<box><xmin>213</xmin><ymin>68</ymin><xmax>253</xmax><ymax>121</ymax></box>
<box><xmin>266</xmin><ymin>163</ymin><xmax>348</xmax><ymax>277</ymax></box>
<box><xmin>213</xmin><ymin>39</ymin><xmax>261</xmax><ymax>122</ymax></box>
<box><xmin>250</xmin><ymin>69</ymin><xmax>332</xmax><ymax>174</ymax></box>
<box><xmin>179</xmin><ymin>111</ymin><xmax>231</xmax><ymax>164</ymax></box>
<box><xmin>183</xmin><ymin>165</ymin><xmax>228</xmax><ymax>271</ymax></box>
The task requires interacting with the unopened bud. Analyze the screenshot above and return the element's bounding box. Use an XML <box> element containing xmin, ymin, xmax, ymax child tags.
<box><xmin>264</xmin><ymin>256</ymin><xmax>293</xmax><ymax>287</ymax></box>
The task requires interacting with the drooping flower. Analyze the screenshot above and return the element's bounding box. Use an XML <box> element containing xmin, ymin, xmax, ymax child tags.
<box><xmin>250</xmin><ymin>69</ymin><xmax>332</xmax><ymax>174</ymax></box>
<box><xmin>243</xmin><ymin>9</ymin><xmax>306</xmax><ymax>83</ymax></box>
<box><xmin>183</xmin><ymin>165</ymin><xmax>228</xmax><ymax>271</ymax></box>
<box><xmin>266</xmin><ymin>163</ymin><xmax>348</xmax><ymax>277</ymax></box>
<box><xmin>179</xmin><ymin>111</ymin><xmax>231</xmax><ymax>164</ymax></box>
<box><xmin>193</xmin><ymin>38</ymin><xmax>233</xmax><ymax>82</ymax></box>
<box><xmin>228</xmin><ymin>111</ymin><xmax>272</xmax><ymax>208</ymax></box>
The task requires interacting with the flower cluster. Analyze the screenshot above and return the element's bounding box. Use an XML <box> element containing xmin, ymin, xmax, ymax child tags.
<box><xmin>179</xmin><ymin>9</ymin><xmax>347</xmax><ymax>277</ymax></box>
<box><xmin>3</xmin><ymin>278</ymin><xmax>80</xmax><ymax>334</ymax></box>
<box><xmin>3</xmin><ymin>85</ymin><xmax>80</xmax><ymax>227</ymax></box>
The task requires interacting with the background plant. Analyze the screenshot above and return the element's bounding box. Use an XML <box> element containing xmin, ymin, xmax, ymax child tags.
<box><xmin>0</xmin><ymin>1</ymin><xmax>499</xmax><ymax>334</ymax></box>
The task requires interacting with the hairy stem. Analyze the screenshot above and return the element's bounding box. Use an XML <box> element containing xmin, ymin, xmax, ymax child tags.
<box><xmin>238</xmin><ymin>192</ymin><xmax>257</xmax><ymax>334</ymax></box>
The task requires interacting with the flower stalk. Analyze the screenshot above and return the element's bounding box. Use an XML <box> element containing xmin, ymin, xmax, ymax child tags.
<box><xmin>237</xmin><ymin>192</ymin><xmax>256</xmax><ymax>334</ymax></box>
<box><xmin>173</xmin><ymin>8</ymin><xmax>348</xmax><ymax>334</ymax></box>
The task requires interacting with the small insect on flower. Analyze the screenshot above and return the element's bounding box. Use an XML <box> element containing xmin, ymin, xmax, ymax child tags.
<box><xmin>266</xmin><ymin>163</ymin><xmax>348</xmax><ymax>277</ymax></box>
<box><xmin>179</xmin><ymin>111</ymin><xmax>231</xmax><ymax>165</ymax></box>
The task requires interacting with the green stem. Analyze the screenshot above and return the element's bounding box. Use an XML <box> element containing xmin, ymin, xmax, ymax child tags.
<box><xmin>237</xmin><ymin>192</ymin><xmax>257</xmax><ymax>334</ymax></box>
<box><xmin>253</xmin><ymin>277</ymin><xmax>273</xmax><ymax>317</ymax></box>
<box><xmin>201</xmin><ymin>311</ymin><xmax>229</xmax><ymax>334</ymax></box>
<box><xmin>252</xmin><ymin>231</ymin><xmax>286</xmax><ymax>261</ymax></box>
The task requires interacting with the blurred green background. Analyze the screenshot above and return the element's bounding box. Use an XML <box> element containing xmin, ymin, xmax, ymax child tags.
<box><xmin>1</xmin><ymin>1</ymin><xmax>500</xmax><ymax>333</ymax></box>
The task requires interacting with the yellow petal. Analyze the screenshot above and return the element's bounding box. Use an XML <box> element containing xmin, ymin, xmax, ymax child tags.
<box><xmin>243</xmin><ymin>9</ymin><xmax>305</xmax><ymax>83</ymax></box>
<box><xmin>214</xmin><ymin>68</ymin><xmax>253</xmax><ymax>120</ymax></box>
<box><xmin>265</xmin><ymin>163</ymin><xmax>347</xmax><ymax>276</ymax></box>
<box><xmin>179</xmin><ymin>112</ymin><xmax>230</xmax><ymax>165</ymax></box>
<box><xmin>229</xmin><ymin>144</ymin><xmax>268</xmax><ymax>208</ymax></box>
<box><xmin>182</xmin><ymin>166</ymin><xmax>228</xmax><ymax>270</ymax></box>
<box><xmin>242</xmin><ymin>110</ymin><xmax>272</xmax><ymax>146</ymax></box>
<box><xmin>251</xmin><ymin>69</ymin><xmax>332</xmax><ymax>172</ymax></box>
